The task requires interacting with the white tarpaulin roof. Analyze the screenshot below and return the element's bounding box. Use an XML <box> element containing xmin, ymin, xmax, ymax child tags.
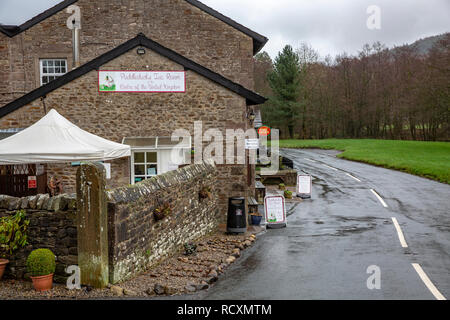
<box><xmin>0</xmin><ymin>109</ymin><xmax>131</xmax><ymax>164</ymax></box>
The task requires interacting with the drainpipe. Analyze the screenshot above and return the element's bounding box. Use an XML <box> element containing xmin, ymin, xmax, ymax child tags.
<box><xmin>72</xmin><ymin>23</ymin><xmax>80</xmax><ymax>69</ymax></box>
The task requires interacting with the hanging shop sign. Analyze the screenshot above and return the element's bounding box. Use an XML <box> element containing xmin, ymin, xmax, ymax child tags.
<box><xmin>28</xmin><ymin>176</ymin><xmax>37</xmax><ymax>189</ymax></box>
<box><xmin>258</xmin><ymin>126</ymin><xmax>271</xmax><ymax>136</ymax></box>
<box><xmin>264</xmin><ymin>195</ymin><xmax>286</xmax><ymax>229</ymax></box>
<box><xmin>98</xmin><ymin>70</ymin><xmax>186</xmax><ymax>93</ymax></box>
<box><xmin>297</xmin><ymin>174</ymin><xmax>312</xmax><ymax>199</ymax></box>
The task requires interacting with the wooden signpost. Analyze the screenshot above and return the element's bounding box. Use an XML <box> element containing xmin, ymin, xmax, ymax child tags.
<box><xmin>264</xmin><ymin>195</ymin><xmax>286</xmax><ymax>229</ymax></box>
<box><xmin>297</xmin><ymin>174</ymin><xmax>312</xmax><ymax>199</ymax></box>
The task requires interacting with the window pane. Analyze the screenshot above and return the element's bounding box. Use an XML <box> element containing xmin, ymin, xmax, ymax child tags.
<box><xmin>42</xmin><ymin>60</ymin><xmax>47</xmax><ymax>67</ymax></box>
<box><xmin>48</xmin><ymin>60</ymin><xmax>53</xmax><ymax>67</ymax></box>
<box><xmin>134</xmin><ymin>165</ymin><xmax>145</xmax><ymax>175</ymax></box>
<box><xmin>42</xmin><ymin>76</ymin><xmax>48</xmax><ymax>84</ymax></box>
<box><xmin>147</xmin><ymin>164</ymin><xmax>157</xmax><ymax>176</ymax></box>
<box><xmin>134</xmin><ymin>152</ymin><xmax>145</xmax><ymax>163</ymax></box>
<box><xmin>43</xmin><ymin>67</ymin><xmax>47</xmax><ymax>73</ymax></box>
<box><xmin>146</xmin><ymin>152</ymin><xmax>157</xmax><ymax>163</ymax></box>
<box><xmin>61</xmin><ymin>66</ymin><xmax>66</xmax><ymax>73</ymax></box>
<box><xmin>61</xmin><ymin>60</ymin><xmax>66</xmax><ymax>67</ymax></box>
<box><xmin>55</xmin><ymin>67</ymin><xmax>61</xmax><ymax>73</ymax></box>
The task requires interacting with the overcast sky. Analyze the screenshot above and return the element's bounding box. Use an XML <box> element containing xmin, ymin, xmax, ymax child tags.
<box><xmin>0</xmin><ymin>0</ymin><xmax>449</xmax><ymax>58</ymax></box>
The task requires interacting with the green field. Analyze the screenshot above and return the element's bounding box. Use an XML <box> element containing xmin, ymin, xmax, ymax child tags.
<box><xmin>277</xmin><ymin>139</ymin><xmax>450</xmax><ymax>184</ymax></box>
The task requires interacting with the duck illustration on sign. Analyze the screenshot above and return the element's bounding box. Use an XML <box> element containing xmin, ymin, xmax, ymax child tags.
<box><xmin>99</xmin><ymin>74</ymin><xmax>116</xmax><ymax>91</ymax></box>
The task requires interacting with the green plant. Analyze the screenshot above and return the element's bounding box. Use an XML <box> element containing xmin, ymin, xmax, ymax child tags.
<box><xmin>279</xmin><ymin>183</ymin><xmax>286</xmax><ymax>190</ymax></box>
<box><xmin>26</xmin><ymin>249</ymin><xmax>56</xmax><ymax>277</ymax></box>
<box><xmin>0</xmin><ymin>210</ymin><xmax>30</xmax><ymax>258</ymax></box>
<box><xmin>284</xmin><ymin>190</ymin><xmax>293</xmax><ymax>198</ymax></box>
<box><xmin>184</xmin><ymin>242</ymin><xmax>197</xmax><ymax>256</ymax></box>
<box><xmin>153</xmin><ymin>202</ymin><xmax>172</xmax><ymax>221</ymax></box>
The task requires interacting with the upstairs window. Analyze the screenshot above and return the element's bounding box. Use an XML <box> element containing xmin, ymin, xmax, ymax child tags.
<box><xmin>39</xmin><ymin>59</ymin><xmax>67</xmax><ymax>85</ymax></box>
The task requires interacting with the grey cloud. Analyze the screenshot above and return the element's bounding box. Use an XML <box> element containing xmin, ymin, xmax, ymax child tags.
<box><xmin>1</xmin><ymin>0</ymin><xmax>449</xmax><ymax>58</ymax></box>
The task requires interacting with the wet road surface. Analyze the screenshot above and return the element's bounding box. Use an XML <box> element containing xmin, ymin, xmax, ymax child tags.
<box><xmin>189</xmin><ymin>148</ymin><xmax>450</xmax><ymax>300</ymax></box>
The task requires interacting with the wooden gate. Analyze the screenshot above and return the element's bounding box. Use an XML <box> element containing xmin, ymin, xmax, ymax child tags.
<box><xmin>0</xmin><ymin>164</ymin><xmax>47</xmax><ymax>197</ymax></box>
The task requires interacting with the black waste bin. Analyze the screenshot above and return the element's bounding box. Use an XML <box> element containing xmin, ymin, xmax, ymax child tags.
<box><xmin>227</xmin><ymin>197</ymin><xmax>247</xmax><ymax>234</ymax></box>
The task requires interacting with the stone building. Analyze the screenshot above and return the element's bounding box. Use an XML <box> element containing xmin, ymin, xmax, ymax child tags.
<box><xmin>0</xmin><ymin>0</ymin><xmax>268</xmax><ymax>215</ymax></box>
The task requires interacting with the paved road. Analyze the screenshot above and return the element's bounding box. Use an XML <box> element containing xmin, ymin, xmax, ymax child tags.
<box><xmin>191</xmin><ymin>148</ymin><xmax>450</xmax><ymax>300</ymax></box>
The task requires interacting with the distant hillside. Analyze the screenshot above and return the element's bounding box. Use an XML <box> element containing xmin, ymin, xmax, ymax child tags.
<box><xmin>392</xmin><ymin>32</ymin><xmax>449</xmax><ymax>55</ymax></box>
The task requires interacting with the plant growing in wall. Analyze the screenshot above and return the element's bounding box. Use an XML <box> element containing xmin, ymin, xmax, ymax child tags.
<box><xmin>26</xmin><ymin>248</ymin><xmax>56</xmax><ymax>291</ymax></box>
<box><xmin>199</xmin><ymin>186</ymin><xmax>212</xmax><ymax>201</ymax></box>
<box><xmin>153</xmin><ymin>202</ymin><xmax>172</xmax><ymax>221</ymax></box>
<box><xmin>279</xmin><ymin>183</ymin><xmax>286</xmax><ymax>190</ymax></box>
<box><xmin>0</xmin><ymin>210</ymin><xmax>30</xmax><ymax>280</ymax></box>
<box><xmin>184</xmin><ymin>242</ymin><xmax>197</xmax><ymax>256</ymax></box>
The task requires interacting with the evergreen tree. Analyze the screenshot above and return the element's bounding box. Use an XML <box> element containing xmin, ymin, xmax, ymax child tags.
<box><xmin>265</xmin><ymin>45</ymin><xmax>302</xmax><ymax>138</ymax></box>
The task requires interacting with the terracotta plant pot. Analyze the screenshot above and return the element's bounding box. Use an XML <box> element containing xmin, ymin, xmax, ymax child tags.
<box><xmin>0</xmin><ymin>259</ymin><xmax>9</xmax><ymax>280</ymax></box>
<box><xmin>30</xmin><ymin>273</ymin><xmax>54</xmax><ymax>292</ymax></box>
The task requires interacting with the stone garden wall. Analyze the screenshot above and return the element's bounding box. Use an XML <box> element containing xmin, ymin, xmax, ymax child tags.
<box><xmin>0</xmin><ymin>193</ymin><xmax>77</xmax><ymax>283</ymax></box>
<box><xmin>107</xmin><ymin>160</ymin><xmax>220</xmax><ymax>284</ymax></box>
<box><xmin>0</xmin><ymin>161</ymin><xmax>220</xmax><ymax>285</ymax></box>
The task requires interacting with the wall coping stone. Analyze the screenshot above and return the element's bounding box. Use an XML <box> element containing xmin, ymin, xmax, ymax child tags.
<box><xmin>0</xmin><ymin>193</ymin><xmax>76</xmax><ymax>212</ymax></box>
<box><xmin>107</xmin><ymin>160</ymin><xmax>216</xmax><ymax>204</ymax></box>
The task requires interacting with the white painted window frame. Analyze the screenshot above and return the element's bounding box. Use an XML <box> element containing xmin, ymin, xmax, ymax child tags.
<box><xmin>131</xmin><ymin>150</ymin><xmax>158</xmax><ymax>184</ymax></box>
<box><xmin>39</xmin><ymin>59</ymin><xmax>68</xmax><ymax>86</ymax></box>
<box><xmin>127</xmin><ymin>136</ymin><xmax>192</xmax><ymax>184</ymax></box>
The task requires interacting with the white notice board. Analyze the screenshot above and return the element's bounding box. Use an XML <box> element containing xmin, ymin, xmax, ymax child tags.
<box><xmin>264</xmin><ymin>195</ymin><xmax>286</xmax><ymax>225</ymax></box>
<box><xmin>297</xmin><ymin>175</ymin><xmax>312</xmax><ymax>196</ymax></box>
<box><xmin>245</xmin><ymin>139</ymin><xmax>259</xmax><ymax>150</ymax></box>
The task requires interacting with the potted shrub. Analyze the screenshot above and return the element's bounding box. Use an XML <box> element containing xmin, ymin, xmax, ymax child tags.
<box><xmin>279</xmin><ymin>183</ymin><xmax>286</xmax><ymax>191</ymax></box>
<box><xmin>284</xmin><ymin>190</ymin><xmax>293</xmax><ymax>199</ymax></box>
<box><xmin>26</xmin><ymin>248</ymin><xmax>56</xmax><ymax>291</ymax></box>
<box><xmin>250</xmin><ymin>212</ymin><xmax>263</xmax><ymax>226</ymax></box>
<box><xmin>0</xmin><ymin>258</ymin><xmax>7</xmax><ymax>280</ymax></box>
<box><xmin>0</xmin><ymin>210</ymin><xmax>29</xmax><ymax>280</ymax></box>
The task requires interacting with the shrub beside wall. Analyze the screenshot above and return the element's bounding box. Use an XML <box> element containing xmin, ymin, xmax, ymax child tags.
<box><xmin>0</xmin><ymin>194</ymin><xmax>77</xmax><ymax>283</ymax></box>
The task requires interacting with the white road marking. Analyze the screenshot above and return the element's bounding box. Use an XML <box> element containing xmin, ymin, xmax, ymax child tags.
<box><xmin>323</xmin><ymin>164</ymin><xmax>338</xmax><ymax>171</ymax></box>
<box><xmin>346</xmin><ymin>173</ymin><xmax>361</xmax><ymax>182</ymax></box>
<box><xmin>412</xmin><ymin>263</ymin><xmax>446</xmax><ymax>300</ymax></box>
<box><xmin>391</xmin><ymin>217</ymin><xmax>408</xmax><ymax>248</ymax></box>
<box><xmin>304</xmin><ymin>158</ymin><xmax>317</xmax><ymax>163</ymax></box>
<box><xmin>370</xmin><ymin>189</ymin><xmax>388</xmax><ymax>208</ymax></box>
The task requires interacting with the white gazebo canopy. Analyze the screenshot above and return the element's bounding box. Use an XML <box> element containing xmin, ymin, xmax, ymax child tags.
<box><xmin>0</xmin><ymin>109</ymin><xmax>131</xmax><ymax>164</ymax></box>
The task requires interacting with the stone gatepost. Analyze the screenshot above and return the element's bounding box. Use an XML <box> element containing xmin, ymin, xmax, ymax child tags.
<box><xmin>76</xmin><ymin>162</ymin><xmax>109</xmax><ymax>288</ymax></box>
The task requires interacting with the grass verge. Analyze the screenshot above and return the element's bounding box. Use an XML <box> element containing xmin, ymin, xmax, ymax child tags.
<box><xmin>277</xmin><ymin>139</ymin><xmax>450</xmax><ymax>184</ymax></box>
